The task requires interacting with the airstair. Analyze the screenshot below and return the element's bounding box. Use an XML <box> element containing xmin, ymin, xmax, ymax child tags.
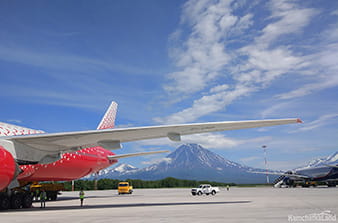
<box><xmin>273</xmin><ymin>175</ymin><xmax>285</xmax><ymax>187</ymax></box>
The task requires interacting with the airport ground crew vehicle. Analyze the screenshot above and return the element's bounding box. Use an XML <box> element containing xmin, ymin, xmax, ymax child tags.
<box><xmin>118</xmin><ymin>182</ymin><xmax>133</xmax><ymax>194</ymax></box>
<box><xmin>191</xmin><ymin>184</ymin><xmax>220</xmax><ymax>196</ymax></box>
<box><xmin>30</xmin><ymin>182</ymin><xmax>65</xmax><ymax>201</ymax></box>
<box><xmin>0</xmin><ymin>181</ymin><xmax>64</xmax><ymax>209</ymax></box>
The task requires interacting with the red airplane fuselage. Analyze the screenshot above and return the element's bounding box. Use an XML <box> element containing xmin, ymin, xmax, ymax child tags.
<box><xmin>17</xmin><ymin>146</ymin><xmax>117</xmax><ymax>182</ymax></box>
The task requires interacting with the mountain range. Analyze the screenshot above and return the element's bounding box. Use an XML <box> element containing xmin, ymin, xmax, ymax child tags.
<box><xmin>295</xmin><ymin>151</ymin><xmax>338</xmax><ymax>170</ymax></box>
<box><xmin>85</xmin><ymin>144</ymin><xmax>337</xmax><ymax>184</ymax></box>
<box><xmin>86</xmin><ymin>144</ymin><xmax>270</xmax><ymax>183</ymax></box>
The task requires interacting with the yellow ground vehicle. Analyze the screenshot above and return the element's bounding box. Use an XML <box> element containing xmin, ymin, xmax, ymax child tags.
<box><xmin>30</xmin><ymin>182</ymin><xmax>65</xmax><ymax>201</ymax></box>
<box><xmin>118</xmin><ymin>182</ymin><xmax>133</xmax><ymax>195</ymax></box>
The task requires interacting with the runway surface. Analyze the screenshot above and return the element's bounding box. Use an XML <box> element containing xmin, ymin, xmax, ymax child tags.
<box><xmin>1</xmin><ymin>187</ymin><xmax>337</xmax><ymax>222</ymax></box>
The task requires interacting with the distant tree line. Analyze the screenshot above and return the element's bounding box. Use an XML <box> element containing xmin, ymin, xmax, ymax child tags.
<box><xmin>63</xmin><ymin>177</ymin><xmax>236</xmax><ymax>191</ymax></box>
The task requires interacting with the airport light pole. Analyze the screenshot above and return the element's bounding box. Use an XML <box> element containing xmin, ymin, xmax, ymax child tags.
<box><xmin>262</xmin><ymin>145</ymin><xmax>270</xmax><ymax>184</ymax></box>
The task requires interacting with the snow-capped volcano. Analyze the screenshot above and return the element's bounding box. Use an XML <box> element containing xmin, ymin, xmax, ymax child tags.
<box><xmin>84</xmin><ymin>163</ymin><xmax>138</xmax><ymax>179</ymax></box>
<box><xmin>84</xmin><ymin>145</ymin><xmax>337</xmax><ymax>183</ymax></box>
<box><xmin>116</xmin><ymin>143</ymin><xmax>269</xmax><ymax>183</ymax></box>
<box><xmin>297</xmin><ymin>151</ymin><xmax>338</xmax><ymax>169</ymax></box>
<box><xmin>113</xmin><ymin>163</ymin><xmax>138</xmax><ymax>173</ymax></box>
<box><xmin>143</xmin><ymin>143</ymin><xmax>248</xmax><ymax>171</ymax></box>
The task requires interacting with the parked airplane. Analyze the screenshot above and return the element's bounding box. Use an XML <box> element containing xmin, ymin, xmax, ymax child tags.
<box><xmin>0</xmin><ymin>101</ymin><xmax>302</xmax><ymax>209</ymax></box>
<box><xmin>252</xmin><ymin>165</ymin><xmax>338</xmax><ymax>187</ymax></box>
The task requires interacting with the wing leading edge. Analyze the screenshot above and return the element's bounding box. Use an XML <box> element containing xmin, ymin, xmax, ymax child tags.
<box><xmin>3</xmin><ymin>118</ymin><xmax>302</xmax><ymax>154</ymax></box>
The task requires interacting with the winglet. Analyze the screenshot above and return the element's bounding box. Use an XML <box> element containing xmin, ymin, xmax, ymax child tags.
<box><xmin>97</xmin><ymin>101</ymin><xmax>118</xmax><ymax>130</ymax></box>
<box><xmin>297</xmin><ymin>118</ymin><xmax>303</xmax><ymax>123</ymax></box>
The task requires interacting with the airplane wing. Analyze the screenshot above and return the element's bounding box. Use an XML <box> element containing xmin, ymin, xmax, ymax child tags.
<box><xmin>2</xmin><ymin>118</ymin><xmax>301</xmax><ymax>162</ymax></box>
<box><xmin>324</xmin><ymin>164</ymin><xmax>338</xmax><ymax>169</ymax></box>
<box><xmin>250</xmin><ymin>171</ymin><xmax>310</xmax><ymax>179</ymax></box>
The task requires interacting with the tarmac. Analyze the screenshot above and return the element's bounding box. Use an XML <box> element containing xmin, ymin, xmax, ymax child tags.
<box><xmin>1</xmin><ymin>187</ymin><xmax>337</xmax><ymax>223</ymax></box>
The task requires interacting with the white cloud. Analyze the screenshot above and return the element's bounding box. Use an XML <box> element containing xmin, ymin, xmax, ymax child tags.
<box><xmin>182</xmin><ymin>133</ymin><xmax>271</xmax><ymax>150</ymax></box>
<box><xmin>210</xmin><ymin>84</ymin><xmax>229</xmax><ymax>93</ymax></box>
<box><xmin>141</xmin><ymin>157</ymin><xmax>172</xmax><ymax>165</ymax></box>
<box><xmin>240</xmin><ymin>156</ymin><xmax>261</xmax><ymax>163</ymax></box>
<box><xmin>6</xmin><ymin>119</ymin><xmax>23</xmax><ymax>124</ymax></box>
<box><xmin>277</xmin><ymin>42</ymin><xmax>338</xmax><ymax>100</ymax></box>
<box><xmin>182</xmin><ymin>133</ymin><xmax>241</xmax><ymax>149</ymax></box>
<box><xmin>257</xmin><ymin>2</ymin><xmax>317</xmax><ymax>47</ymax></box>
<box><xmin>264</xmin><ymin>160</ymin><xmax>303</xmax><ymax>171</ymax></box>
<box><xmin>134</xmin><ymin>138</ymin><xmax>179</xmax><ymax>147</ymax></box>
<box><xmin>244</xmin><ymin>47</ymin><xmax>304</xmax><ymax>74</ymax></box>
<box><xmin>228</xmin><ymin>13</ymin><xmax>253</xmax><ymax>37</ymax></box>
<box><xmin>236</xmin><ymin>1</ymin><xmax>317</xmax><ymax>86</ymax></box>
<box><xmin>331</xmin><ymin>9</ymin><xmax>338</xmax><ymax>16</ymax></box>
<box><xmin>131</xmin><ymin>131</ymin><xmax>271</xmax><ymax>151</ymax></box>
<box><xmin>260</xmin><ymin>102</ymin><xmax>292</xmax><ymax>118</ymax></box>
<box><xmin>155</xmin><ymin>85</ymin><xmax>252</xmax><ymax>124</ymax></box>
<box><xmin>158</xmin><ymin>0</ymin><xmax>333</xmax><ymax>124</ymax></box>
<box><xmin>164</xmin><ymin>0</ymin><xmax>236</xmax><ymax>95</ymax></box>
<box><xmin>277</xmin><ymin>76</ymin><xmax>338</xmax><ymax>100</ymax></box>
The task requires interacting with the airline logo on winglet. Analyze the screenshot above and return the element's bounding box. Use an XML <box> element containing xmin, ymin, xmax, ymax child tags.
<box><xmin>97</xmin><ymin>101</ymin><xmax>118</xmax><ymax>130</ymax></box>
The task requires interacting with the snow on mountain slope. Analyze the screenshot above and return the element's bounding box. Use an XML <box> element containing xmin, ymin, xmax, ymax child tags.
<box><xmin>296</xmin><ymin>151</ymin><xmax>338</xmax><ymax>170</ymax></box>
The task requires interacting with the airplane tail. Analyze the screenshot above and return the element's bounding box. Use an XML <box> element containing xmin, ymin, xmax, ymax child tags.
<box><xmin>97</xmin><ymin>101</ymin><xmax>118</xmax><ymax>130</ymax></box>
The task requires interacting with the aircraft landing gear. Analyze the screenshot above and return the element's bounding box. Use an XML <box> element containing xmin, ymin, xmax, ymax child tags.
<box><xmin>0</xmin><ymin>191</ymin><xmax>32</xmax><ymax>210</ymax></box>
<box><xmin>22</xmin><ymin>193</ymin><xmax>33</xmax><ymax>208</ymax></box>
<box><xmin>0</xmin><ymin>195</ymin><xmax>10</xmax><ymax>210</ymax></box>
<box><xmin>327</xmin><ymin>182</ymin><xmax>337</xmax><ymax>187</ymax></box>
<box><xmin>10</xmin><ymin>194</ymin><xmax>22</xmax><ymax>209</ymax></box>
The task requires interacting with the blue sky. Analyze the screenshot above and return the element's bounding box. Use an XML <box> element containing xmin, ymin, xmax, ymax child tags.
<box><xmin>0</xmin><ymin>0</ymin><xmax>337</xmax><ymax>171</ymax></box>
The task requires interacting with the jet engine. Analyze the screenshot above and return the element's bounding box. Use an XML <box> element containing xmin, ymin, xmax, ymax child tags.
<box><xmin>0</xmin><ymin>146</ymin><xmax>16</xmax><ymax>191</ymax></box>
